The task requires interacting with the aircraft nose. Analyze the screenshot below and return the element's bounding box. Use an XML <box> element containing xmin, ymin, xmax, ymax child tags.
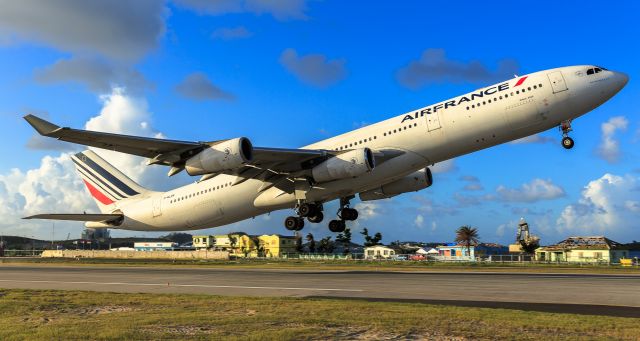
<box><xmin>614</xmin><ymin>71</ymin><xmax>629</xmax><ymax>91</ymax></box>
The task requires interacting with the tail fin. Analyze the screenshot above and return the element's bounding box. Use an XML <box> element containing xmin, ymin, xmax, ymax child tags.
<box><xmin>71</xmin><ymin>150</ymin><xmax>149</xmax><ymax>213</ymax></box>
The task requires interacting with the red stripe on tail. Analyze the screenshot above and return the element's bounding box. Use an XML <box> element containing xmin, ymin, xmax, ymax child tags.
<box><xmin>83</xmin><ymin>180</ymin><xmax>114</xmax><ymax>205</ymax></box>
<box><xmin>514</xmin><ymin>76</ymin><xmax>528</xmax><ymax>87</ymax></box>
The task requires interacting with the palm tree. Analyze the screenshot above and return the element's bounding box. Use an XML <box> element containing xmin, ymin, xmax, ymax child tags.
<box><xmin>455</xmin><ymin>226</ymin><xmax>480</xmax><ymax>257</ymax></box>
<box><xmin>306</xmin><ymin>233</ymin><xmax>316</xmax><ymax>253</ymax></box>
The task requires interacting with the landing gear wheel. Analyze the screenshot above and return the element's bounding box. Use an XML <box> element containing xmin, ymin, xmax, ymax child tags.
<box><xmin>298</xmin><ymin>203</ymin><xmax>317</xmax><ymax>217</ymax></box>
<box><xmin>284</xmin><ymin>216</ymin><xmax>299</xmax><ymax>231</ymax></box>
<box><xmin>328</xmin><ymin>219</ymin><xmax>346</xmax><ymax>233</ymax></box>
<box><xmin>340</xmin><ymin>208</ymin><xmax>358</xmax><ymax>221</ymax></box>
<box><xmin>561</xmin><ymin>136</ymin><xmax>574</xmax><ymax>149</ymax></box>
<box><xmin>308</xmin><ymin>212</ymin><xmax>324</xmax><ymax>223</ymax></box>
<box><xmin>295</xmin><ymin>217</ymin><xmax>305</xmax><ymax>231</ymax></box>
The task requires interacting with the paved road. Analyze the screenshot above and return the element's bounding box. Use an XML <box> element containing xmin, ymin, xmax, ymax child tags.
<box><xmin>1</xmin><ymin>265</ymin><xmax>639</xmax><ymax>317</ymax></box>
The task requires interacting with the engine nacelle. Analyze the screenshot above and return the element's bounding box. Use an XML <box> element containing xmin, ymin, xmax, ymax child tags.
<box><xmin>185</xmin><ymin>137</ymin><xmax>253</xmax><ymax>176</ymax></box>
<box><xmin>359</xmin><ymin>168</ymin><xmax>433</xmax><ymax>201</ymax></box>
<box><xmin>312</xmin><ymin>148</ymin><xmax>375</xmax><ymax>183</ymax></box>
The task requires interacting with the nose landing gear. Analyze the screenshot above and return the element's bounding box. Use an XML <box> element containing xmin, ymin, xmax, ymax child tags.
<box><xmin>560</xmin><ymin>120</ymin><xmax>574</xmax><ymax>149</ymax></box>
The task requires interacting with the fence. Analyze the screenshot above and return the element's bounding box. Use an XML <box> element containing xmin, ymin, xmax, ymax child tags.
<box><xmin>488</xmin><ymin>254</ymin><xmax>534</xmax><ymax>263</ymax></box>
<box><xmin>0</xmin><ymin>249</ymin><xmax>44</xmax><ymax>257</ymax></box>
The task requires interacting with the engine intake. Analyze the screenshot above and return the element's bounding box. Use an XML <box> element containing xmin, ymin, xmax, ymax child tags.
<box><xmin>312</xmin><ymin>148</ymin><xmax>375</xmax><ymax>183</ymax></box>
<box><xmin>359</xmin><ymin>167</ymin><xmax>433</xmax><ymax>201</ymax></box>
<box><xmin>185</xmin><ymin>137</ymin><xmax>253</xmax><ymax>176</ymax></box>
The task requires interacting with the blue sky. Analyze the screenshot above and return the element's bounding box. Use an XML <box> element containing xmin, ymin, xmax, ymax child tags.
<box><xmin>0</xmin><ymin>0</ymin><xmax>638</xmax><ymax>245</ymax></box>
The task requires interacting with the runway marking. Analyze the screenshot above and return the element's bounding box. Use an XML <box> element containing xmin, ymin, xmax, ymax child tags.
<box><xmin>0</xmin><ymin>279</ymin><xmax>363</xmax><ymax>292</ymax></box>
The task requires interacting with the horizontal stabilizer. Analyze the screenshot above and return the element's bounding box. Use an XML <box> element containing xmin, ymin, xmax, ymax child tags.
<box><xmin>23</xmin><ymin>213</ymin><xmax>123</xmax><ymax>223</ymax></box>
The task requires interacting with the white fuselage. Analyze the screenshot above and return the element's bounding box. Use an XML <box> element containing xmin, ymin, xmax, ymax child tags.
<box><xmin>110</xmin><ymin>65</ymin><xmax>628</xmax><ymax>231</ymax></box>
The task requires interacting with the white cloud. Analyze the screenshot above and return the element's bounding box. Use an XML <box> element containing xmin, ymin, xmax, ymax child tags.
<box><xmin>496</xmin><ymin>178</ymin><xmax>565</xmax><ymax>203</ymax></box>
<box><xmin>459</xmin><ymin>174</ymin><xmax>483</xmax><ymax>191</ymax></box>
<box><xmin>174</xmin><ymin>0</ymin><xmax>308</xmax><ymax>21</ymax></box>
<box><xmin>34</xmin><ymin>57</ymin><xmax>152</xmax><ymax>94</ymax></box>
<box><xmin>414</xmin><ymin>214</ymin><xmax>424</xmax><ymax>228</ymax></box>
<box><xmin>396</xmin><ymin>48</ymin><xmax>519</xmax><ymax>88</ymax></box>
<box><xmin>175</xmin><ymin>72</ymin><xmax>234</xmax><ymax>101</ymax></box>
<box><xmin>354</xmin><ymin>202</ymin><xmax>380</xmax><ymax>220</ymax></box>
<box><xmin>279</xmin><ymin>48</ymin><xmax>347</xmax><ymax>88</ymax></box>
<box><xmin>0</xmin><ymin>154</ymin><xmax>94</xmax><ymax>238</ymax></box>
<box><xmin>0</xmin><ymin>1</ymin><xmax>166</xmax><ymax>61</ymax></box>
<box><xmin>431</xmin><ymin>159</ymin><xmax>456</xmax><ymax>173</ymax></box>
<box><xmin>1</xmin><ymin>88</ymin><xmax>179</xmax><ymax>239</ymax></box>
<box><xmin>595</xmin><ymin>116</ymin><xmax>628</xmax><ymax>163</ymax></box>
<box><xmin>556</xmin><ymin>173</ymin><xmax>640</xmax><ymax>239</ymax></box>
<box><xmin>509</xmin><ymin>134</ymin><xmax>555</xmax><ymax>145</ymax></box>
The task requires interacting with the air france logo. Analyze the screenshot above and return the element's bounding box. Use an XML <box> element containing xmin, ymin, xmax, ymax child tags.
<box><xmin>400</xmin><ymin>81</ymin><xmax>514</xmax><ymax>123</ymax></box>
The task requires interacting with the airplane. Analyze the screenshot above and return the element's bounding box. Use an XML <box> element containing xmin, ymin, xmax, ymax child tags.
<box><xmin>23</xmin><ymin>65</ymin><xmax>628</xmax><ymax>233</ymax></box>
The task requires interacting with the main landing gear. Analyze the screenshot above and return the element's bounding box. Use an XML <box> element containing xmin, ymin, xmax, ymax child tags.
<box><xmin>283</xmin><ymin>197</ymin><xmax>360</xmax><ymax>233</ymax></box>
<box><xmin>328</xmin><ymin>197</ymin><xmax>358</xmax><ymax>233</ymax></box>
<box><xmin>560</xmin><ymin>120</ymin><xmax>575</xmax><ymax>149</ymax></box>
<box><xmin>284</xmin><ymin>202</ymin><xmax>324</xmax><ymax>231</ymax></box>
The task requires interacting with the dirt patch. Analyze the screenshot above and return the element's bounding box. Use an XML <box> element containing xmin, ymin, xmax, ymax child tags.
<box><xmin>148</xmin><ymin>325</ymin><xmax>216</xmax><ymax>336</ymax></box>
<box><xmin>328</xmin><ymin>327</ymin><xmax>467</xmax><ymax>341</ymax></box>
<box><xmin>57</xmin><ymin>305</ymin><xmax>133</xmax><ymax>315</ymax></box>
<box><xmin>21</xmin><ymin>316</ymin><xmax>55</xmax><ymax>325</ymax></box>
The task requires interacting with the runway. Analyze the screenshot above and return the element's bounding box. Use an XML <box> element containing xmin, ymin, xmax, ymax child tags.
<box><xmin>1</xmin><ymin>265</ymin><xmax>639</xmax><ymax>317</ymax></box>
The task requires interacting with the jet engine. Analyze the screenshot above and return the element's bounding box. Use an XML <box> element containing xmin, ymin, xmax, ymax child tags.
<box><xmin>312</xmin><ymin>148</ymin><xmax>375</xmax><ymax>183</ymax></box>
<box><xmin>185</xmin><ymin>137</ymin><xmax>253</xmax><ymax>175</ymax></box>
<box><xmin>359</xmin><ymin>168</ymin><xmax>433</xmax><ymax>201</ymax></box>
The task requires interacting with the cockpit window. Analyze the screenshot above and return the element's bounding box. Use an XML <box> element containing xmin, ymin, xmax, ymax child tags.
<box><xmin>586</xmin><ymin>67</ymin><xmax>604</xmax><ymax>75</ymax></box>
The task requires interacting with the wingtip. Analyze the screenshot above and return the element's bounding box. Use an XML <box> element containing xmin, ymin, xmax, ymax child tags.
<box><xmin>23</xmin><ymin>114</ymin><xmax>61</xmax><ymax>136</ymax></box>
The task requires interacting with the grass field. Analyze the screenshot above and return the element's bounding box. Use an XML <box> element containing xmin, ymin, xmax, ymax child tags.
<box><xmin>0</xmin><ymin>289</ymin><xmax>638</xmax><ymax>340</ymax></box>
<box><xmin>2</xmin><ymin>256</ymin><xmax>639</xmax><ymax>274</ymax></box>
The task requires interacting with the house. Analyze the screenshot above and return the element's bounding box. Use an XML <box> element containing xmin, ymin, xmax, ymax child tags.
<box><xmin>193</xmin><ymin>235</ymin><xmax>215</xmax><ymax>249</ymax></box>
<box><xmin>436</xmin><ymin>243</ymin><xmax>508</xmax><ymax>261</ymax></box>
<box><xmin>213</xmin><ymin>233</ymin><xmax>258</xmax><ymax>257</ymax></box>
<box><xmin>436</xmin><ymin>243</ymin><xmax>474</xmax><ymax>261</ymax></box>
<box><xmin>257</xmin><ymin>234</ymin><xmax>298</xmax><ymax>258</ymax></box>
<box><xmin>536</xmin><ymin>236</ymin><xmax>630</xmax><ymax>264</ymax></box>
<box><xmin>364</xmin><ymin>245</ymin><xmax>396</xmax><ymax>259</ymax></box>
<box><xmin>133</xmin><ymin>242</ymin><xmax>177</xmax><ymax>251</ymax></box>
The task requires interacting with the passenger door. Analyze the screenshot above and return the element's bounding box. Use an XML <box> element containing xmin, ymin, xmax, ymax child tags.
<box><xmin>547</xmin><ymin>71</ymin><xmax>568</xmax><ymax>93</ymax></box>
<box><xmin>152</xmin><ymin>196</ymin><xmax>162</xmax><ymax>217</ymax></box>
<box><xmin>425</xmin><ymin>112</ymin><xmax>441</xmax><ymax>132</ymax></box>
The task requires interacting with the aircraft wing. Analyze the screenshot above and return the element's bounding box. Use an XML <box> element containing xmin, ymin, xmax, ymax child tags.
<box><xmin>24</xmin><ymin>114</ymin><xmax>403</xmax><ymax>181</ymax></box>
<box><xmin>23</xmin><ymin>213</ymin><xmax>123</xmax><ymax>223</ymax></box>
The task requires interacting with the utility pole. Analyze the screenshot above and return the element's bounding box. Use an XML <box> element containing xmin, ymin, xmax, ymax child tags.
<box><xmin>51</xmin><ymin>222</ymin><xmax>55</xmax><ymax>249</ymax></box>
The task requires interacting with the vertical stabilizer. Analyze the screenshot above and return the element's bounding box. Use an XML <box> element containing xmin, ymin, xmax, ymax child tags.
<box><xmin>71</xmin><ymin>150</ymin><xmax>149</xmax><ymax>213</ymax></box>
